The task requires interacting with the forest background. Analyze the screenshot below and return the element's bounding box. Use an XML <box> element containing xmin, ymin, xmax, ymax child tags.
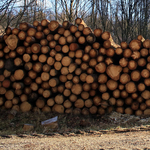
<box><xmin>0</xmin><ymin>0</ymin><xmax>150</xmax><ymax>44</ymax></box>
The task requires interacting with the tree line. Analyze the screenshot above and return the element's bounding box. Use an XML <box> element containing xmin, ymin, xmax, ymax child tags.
<box><xmin>0</xmin><ymin>0</ymin><xmax>150</xmax><ymax>43</ymax></box>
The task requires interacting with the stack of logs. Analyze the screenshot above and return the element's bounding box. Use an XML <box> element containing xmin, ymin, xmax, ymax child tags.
<box><xmin>0</xmin><ymin>17</ymin><xmax>150</xmax><ymax>116</ymax></box>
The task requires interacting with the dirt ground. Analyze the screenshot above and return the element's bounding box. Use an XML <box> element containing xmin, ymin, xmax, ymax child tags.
<box><xmin>0</xmin><ymin>131</ymin><xmax>150</xmax><ymax>149</ymax></box>
<box><xmin>0</xmin><ymin>110</ymin><xmax>150</xmax><ymax>149</ymax></box>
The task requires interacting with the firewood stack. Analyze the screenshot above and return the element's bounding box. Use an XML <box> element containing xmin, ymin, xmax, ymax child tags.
<box><xmin>0</xmin><ymin>18</ymin><xmax>150</xmax><ymax>116</ymax></box>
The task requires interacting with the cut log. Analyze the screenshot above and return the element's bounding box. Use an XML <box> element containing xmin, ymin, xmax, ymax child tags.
<box><xmin>129</xmin><ymin>39</ymin><xmax>141</xmax><ymax>51</ymax></box>
<box><xmin>125</xmin><ymin>82</ymin><xmax>137</xmax><ymax>93</ymax></box>
<box><xmin>74</xmin><ymin>99</ymin><xmax>84</xmax><ymax>108</ymax></box>
<box><xmin>5</xmin><ymin>34</ymin><xmax>18</xmax><ymax>50</ymax></box>
<box><xmin>71</xmin><ymin>84</ymin><xmax>82</xmax><ymax>95</ymax></box>
<box><xmin>106</xmin><ymin>64</ymin><xmax>122</xmax><ymax>81</ymax></box>
<box><xmin>106</xmin><ymin>80</ymin><xmax>118</xmax><ymax>90</ymax></box>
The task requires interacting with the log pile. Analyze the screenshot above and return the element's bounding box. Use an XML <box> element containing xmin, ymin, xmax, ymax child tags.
<box><xmin>0</xmin><ymin>18</ymin><xmax>150</xmax><ymax>116</ymax></box>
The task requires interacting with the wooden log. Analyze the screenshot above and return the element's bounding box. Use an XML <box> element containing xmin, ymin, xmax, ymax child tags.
<box><xmin>95</xmin><ymin>62</ymin><xmax>106</xmax><ymax>73</ymax></box>
<box><xmin>131</xmin><ymin>51</ymin><xmax>140</xmax><ymax>60</ymax></box>
<box><xmin>63</xmin><ymin>30</ymin><xmax>71</xmax><ymax>37</ymax></box>
<box><xmin>49</xmin><ymin>78</ymin><xmax>59</xmax><ymax>87</ymax></box>
<box><xmin>63</xmin><ymin>89</ymin><xmax>71</xmax><ymax>97</ymax></box>
<box><xmin>84</xmin><ymin>45</ymin><xmax>91</xmax><ymax>53</ymax></box>
<box><xmin>70</xmin><ymin>25</ymin><xmax>78</xmax><ymax>34</ymax></box>
<box><xmin>57</xmin><ymin>85</ymin><xmax>65</xmax><ymax>93</ymax></box>
<box><xmin>5</xmin><ymin>34</ymin><xmax>18</xmax><ymax>50</ymax></box>
<box><xmin>97</xmin><ymin>107</ymin><xmax>105</xmax><ymax>115</ymax></box>
<box><xmin>43</xmin><ymin>28</ymin><xmax>50</xmax><ymax>35</ymax></box>
<box><xmin>89</xmin><ymin>106</ymin><xmax>97</xmax><ymax>114</ymax></box>
<box><xmin>84</xmin><ymin>99</ymin><xmax>93</xmax><ymax>108</ymax></box>
<box><xmin>86</xmin><ymin>34</ymin><xmax>96</xmax><ymax>44</ymax></box>
<box><xmin>67</xmin><ymin>74</ymin><xmax>73</xmax><ymax>81</ymax></box>
<box><xmin>66</xmin><ymin>35</ymin><xmax>76</xmax><ymax>43</ymax></box>
<box><xmin>55</xmin><ymin>95</ymin><xmax>64</xmax><ymax>104</ymax></box>
<box><xmin>121</xmin><ymin>41</ymin><xmax>128</xmax><ymax>49</ymax></box>
<box><xmin>75</xmin><ymin>31</ymin><xmax>81</xmax><ymax>38</ymax></box>
<box><xmin>98</xmin><ymin>74</ymin><xmax>108</xmax><ymax>84</ymax></box>
<box><xmin>12</xmin><ymin>28</ymin><xmax>20</xmax><ymax>35</ymax></box>
<box><xmin>109</xmin><ymin>97</ymin><xmax>116</xmax><ymax>106</ymax></box>
<box><xmin>81</xmin><ymin>62</ymin><xmax>89</xmax><ymax>71</ymax></box>
<box><xmin>119</xmin><ymin>58</ymin><xmax>128</xmax><ymax>67</ymax></box>
<box><xmin>99</xmin><ymin>84</ymin><xmax>107</xmax><ymax>93</ymax></box>
<box><xmin>74</xmin><ymin>99</ymin><xmax>84</xmax><ymax>108</ymax></box>
<box><xmin>72</xmin><ymin>76</ymin><xmax>80</xmax><ymax>84</ymax></box>
<box><xmin>68</xmin><ymin>51</ymin><xmax>75</xmax><ymax>58</ymax></box>
<box><xmin>4</xmin><ymin>100</ymin><xmax>12</xmax><ymax>109</ymax></box>
<box><xmin>113</xmin><ymin>89</ymin><xmax>120</xmax><ymax>98</ymax></box>
<box><xmin>69</xmin><ymin>43</ymin><xmax>79</xmax><ymax>51</ymax></box>
<box><xmin>30</xmin><ymin>82</ymin><xmax>38</xmax><ymax>91</ymax></box>
<box><xmin>82</xmin><ymin>83</ymin><xmax>90</xmax><ymax>92</ymax></box>
<box><xmin>141</xmin><ymin>90</ymin><xmax>150</xmax><ymax>99</ymax></box>
<box><xmin>42</xmin><ymin>64</ymin><xmax>51</xmax><ymax>72</ymax></box>
<box><xmin>94</xmin><ymin>28</ymin><xmax>103</xmax><ymax>38</ymax></box>
<box><xmin>138</xmin><ymin>58</ymin><xmax>146</xmax><ymax>67</ymax></box>
<box><xmin>43</xmin><ymin>90</ymin><xmax>51</xmax><ymax>98</ymax></box>
<box><xmin>137</xmin><ymin>35</ymin><xmax>145</xmax><ymax>42</ymax></box>
<box><xmin>48</xmin><ymin>20</ymin><xmax>60</xmax><ymax>32</ymax></box>
<box><xmin>141</xmin><ymin>69</ymin><xmax>150</xmax><ymax>78</ymax></box>
<box><xmin>41</xmin><ymin>72</ymin><xmax>50</xmax><ymax>81</ymax></box>
<box><xmin>135</xmin><ymin>110</ymin><xmax>143</xmax><ymax>116</ymax></box>
<box><xmin>128</xmin><ymin>60</ymin><xmax>137</xmax><ymax>70</ymax></box>
<box><xmin>35</xmin><ymin>77</ymin><xmax>42</xmax><ymax>85</ymax></box>
<box><xmin>140</xmin><ymin>48</ymin><xmax>148</xmax><ymax>57</ymax></box>
<box><xmin>78</xmin><ymin>24</ymin><xmax>84</xmax><ymax>32</ymax></box>
<box><xmin>18</xmin><ymin>30</ymin><xmax>27</xmax><ymax>40</ymax></box>
<box><xmin>123</xmin><ymin>48</ymin><xmax>132</xmax><ymax>58</ymax></box>
<box><xmin>120</xmin><ymin>90</ymin><xmax>128</xmax><ymax>98</ymax></box>
<box><xmin>102</xmin><ymin>92</ymin><xmax>110</xmax><ymax>101</ymax></box>
<box><xmin>49</xmin><ymin>41</ymin><xmax>57</xmax><ymax>48</ymax></box>
<box><xmin>36</xmin><ymin>97</ymin><xmax>45</xmax><ymax>108</ymax></box>
<box><xmin>131</xmin><ymin>93</ymin><xmax>138</xmax><ymax>99</ymax></box>
<box><xmin>24</xmin><ymin>77</ymin><xmax>32</xmax><ymax>85</ymax></box>
<box><xmin>62</xmin><ymin>21</ymin><xmax>72</xmax><ymax>29</ymax></box>
<box><xmin>146</xmin><ymin>63</ymin><xmax>150</xmax><ymax>71</ymax></box>
<box><xmin>63</xmin><ymin>100</ymin><xmax>72</xmax><ymax>109</ymax></box>
<box><xmin>61</xmin><ymin>56</ymin><xmax>71</xmax><ymax>66</ymax></box>
<box><xmin>20</xmin><ymin>94</ymin><xmax>28</xmax><ymax>102</ymax></box>
<box><xmin>131</xmin><ymin>102</ymin><xmax>139</xmax><ymax>110</ymax></box>
<box><xmin>59</xmin><ymin>75</ymin><xmax>67</xmax><ymax>83</ymax></box>
<box><xmin>24</xmin><ymin>62</ymin><xmax>32</xmax><ymax>71</ymax></box>
<box><xmin>85</xmin><ymin>74</ymin><xmax>97</xmax><ymax>84</ymax></box>
<box><xmin>140</xmin><ymin>103</ymin><xmax>147</xmax><ymax>111</ymax></box>
<box><xmin>47</xmin><ymin>98</ymin><xmax>55</xmax><ymax>107</ymax></box>
<box><xmin>125</xmin><ymin>82</ymin><xmax>137</xmax><ymax>93</ymax></box>
<box><xmin>75</xmin><ymin>49</ymin><xmax>83</xmax><ymax>58</ymax></box>
<box><xmin>92</xmin><ymin>96</ymin><xmax>101</xmax><ymax>106</ymax></box>
<box><xmin>5</xmin><ymin>90</ymin><xmax>14</xmax><ymax>100</ymax></box>
<box><xmin>59</xmin><ymin>36</ymin><xmax>66</xmax><ymax>45</ymax></box>
<box><xmin>106</xmin><ymin>80</ymin><xmax>118</xmax><ymax>90</ymax></box>
<box><xmin>131</xmin><ymin>70</ymin><xmax>141</xmax><ymax>81</ymax></box>
<box><xmin>54</xmin><ymin>61</ymin><xmax>62</xmax><ymax>70</ymax></box>
<box><xmin>106</xmin><ymin>64</ymin><xmax>122</xmax><ymax>81</ymax></box>
<box><xmin>71</xmin><ymin>84</ymin><xmax>82</xmax><ymax>95</ymax></box>
<box><xmin>14</xmin><ymin>69</ymin><xmax>24</xmax><ymax>80</ymax></box>
<box><xmin>143</xmin><ymin>39</ymin><xmax>150</xmax><ymax>48</ymax></box>
<box><xmin>83</xmin><ymin>27</ymin><xmax>92</xmax><ymax>36</ymax></box>
<box><xmin>47</xmin><ymin>57</ymin><xmax>55</xmax><ymax>66</ymax></box>
<box><xmin>120</xmin><ymin>73</ymin><xmax>130</xmax><ymax>84</ymax></box>
<box><xmin>124</xmin><ymin>107</ymin><xmax>133</xmax><ymax>115</ymax></box>
<box><xmin>105</xmin><ymin>58</ymin><xmax>113</xmax><ymax>65</ymax></box>
<box><xmin>129</xmin><ymin>39</ymin><xmax>141</xmax><ymax>51</ymax></box>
